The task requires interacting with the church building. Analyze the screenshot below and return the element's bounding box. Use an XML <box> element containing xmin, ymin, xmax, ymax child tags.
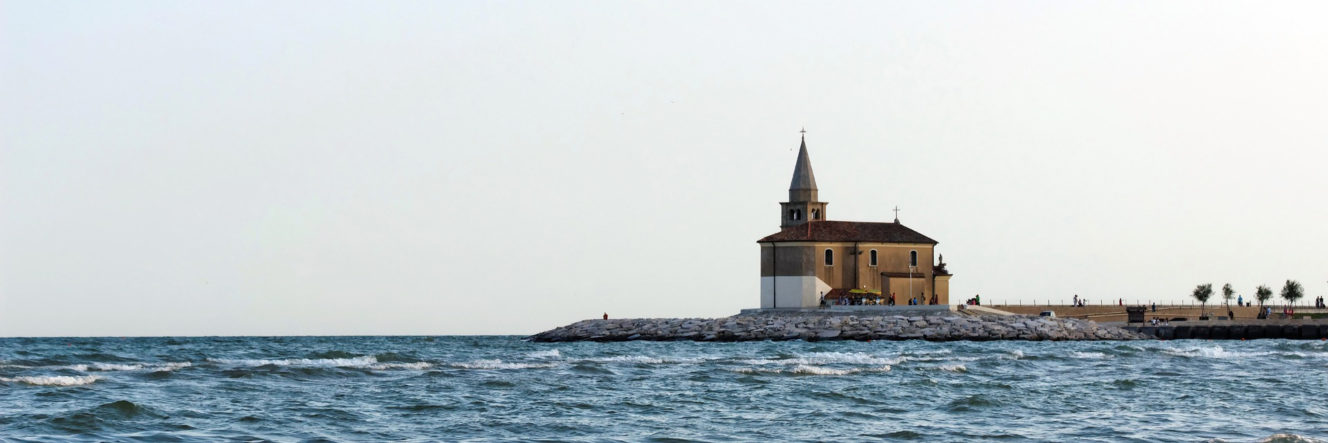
<box><xmin>757</xmin><ymin>134</ymin><xmax>952</xmax><ymax>308</ymax></box>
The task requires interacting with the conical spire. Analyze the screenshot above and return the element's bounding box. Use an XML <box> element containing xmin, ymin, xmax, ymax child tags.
<box><xmin>779</xmin><ymin>130</ymin><xmax>826</xmax><ymax>228</ymax></box>
<box><xmin>789</xmin><ymin>134</ymin><xmax>817</xmax><ymax>191</ymax></box>
<box><xmin>788</xmin><ymin>133</ymin><xmax>818</xmax><ymax>201</ymax></box>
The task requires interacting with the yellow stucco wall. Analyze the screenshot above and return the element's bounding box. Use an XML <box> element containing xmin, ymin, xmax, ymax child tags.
<box><xmin>762</xmin><ymin>242</ymin><xmax>946</xmax><ymax>302</ymax></box>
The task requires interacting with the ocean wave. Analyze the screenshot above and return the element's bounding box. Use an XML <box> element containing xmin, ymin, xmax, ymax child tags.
<box><xmin>209</xmin><ymin>356</ymin><xmax>379</xmax><ymax>368</ymax></box>
<box><xmin>209</xmin><ymin>356</ymin><xmax>428</xmax><ymax>370</ymax></box>
<box><xmin>583</xmin><ymin>355</ymin><xmax>706</xmax><ymax>365</ymax></box>
<box><xmin>88</xmin><ymin>362</ymin><xmax>193</xmax><ymax>372</ymax></box>
<box><xmin>1004</xmin><ymin>350</ymin><xmax>1025</xmax><ymax>360</ymax></box>
<box><xmin>587</xmin><ymin>355</ymin><xmax>665</xmax><ymax>364</ymax></box>
<box><xmin>1163</xmin><ymin>346</ymin><xmax>1273</xmax><ymax>359</ymax></box>
<box><xmin>527</xmin><ymin>349</ymin><xmax>561</xmax><ymax>359</ymax></box>
<box><xmin>938</xmin><ymin>364</ymin><xmax>967</xmax><ymax>372</ymax></box>
<box><xmin>1</xmin><ymin>375</ymin><xmax>101</xmax><ymax>386</ymax></box>
<box><xmin>1069</xmin><ymin>352</ymin><xmax>1109</xmax><ymax>359</ymax></box>
<box><xmin>370</xmin><ymin>362</ymin><xmax>433</xmax><ymax>370</ymax></box>
<box><xmin>450</xmin><ymin>359</ymin><xmax>558</xmax><ymax>370</ymax></box>
<box><xmin>1260</xmin><ymin>433</ymin><xmax>1325</xmax><ymax>443</ymax></box>
<box><xmin>901</xmin><ymin>355</ymin><xmax>984</xmax><ymax>363</ymax></box>
<box><xmin>733</xmin><ymin>364</ymin><xmax>891</xmax><ymax>376</ymax></box>
<box><xmin>5</xmin><ymin>362</ymin><xmax>193</xmax><ymax>372</ymax></box>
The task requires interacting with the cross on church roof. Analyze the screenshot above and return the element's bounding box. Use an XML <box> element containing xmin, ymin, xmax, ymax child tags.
<box><xmin>893</xmin><ymin>206</ymin><xmax>900</xmax><ymax>223</ymax></box>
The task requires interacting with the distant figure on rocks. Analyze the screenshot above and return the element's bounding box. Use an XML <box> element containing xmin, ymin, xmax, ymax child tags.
<box><xmin>603</xmin><ymin>313</ymin><xmax>608</xmax><ymax>320</ymax></box>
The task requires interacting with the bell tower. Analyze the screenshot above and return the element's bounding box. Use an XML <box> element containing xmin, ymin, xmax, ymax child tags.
<box><xmin>780</xmin><ymin>131</ymin><xmax>828</xmax><ymax>228</ymax></box>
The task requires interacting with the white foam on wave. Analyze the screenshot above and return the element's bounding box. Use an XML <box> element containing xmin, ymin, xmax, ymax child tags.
<box><xmin>579</xmin><ymin>355</ymin><xmax>706</xmax><ymax>365</ymax></box>
<box><xmin>903</xmin><ymin>355</ymin><xmax>983</xmax><ymax>363</ymax></box>
<box><xmin>1259</xmin><ymin>433</ymin><xmax>1325</xmax><ymax>443</ymax></box>
<box><xmin>450</xmin><ymin>359</ymin><xmax>557</xmax><ymax>370</ymax></box>
<box><xmin>208</xmin><ymin>356</ymin><xmax>379</xmax><ymax>368</ymax></box>
<box><xmin>1070</xmin><ymin>352</ymin><xmax>1109</xmax><ymax>359</ymax></box>
<box><xmin>790</xmin><ymin>365</ymin><xmax>855</xmax><ymax>376</ymax></box>
<box><xmin>793</xmin><ymin>351</ymin><xmax>900</xmax><ymax>366</ymax></box>
<box><xmin>938</xmin><ymin>364</ymin><xmax>967</xmax><ymax>372</ymax></box>
<box><xmin>1004</xmin><ymin>350</ymin><xmax>1025</xmax><ymax>360</ymax></box>
<box><xmin>587</xmin><ymin>355</ymin><xmax>665</xmax><ymax>364</ymax></box>
<box><xmin>738</xmin><ymin>352</ymin><xmax>900</xmax><ymax>367</ymax></box>
<box><xmin>208</xmin><ymin>356</ymin><xmax>430</xmax><ymax>370</ymax></box>
<box><xmin>86</xmin><ymin>362</ymin><xmax>193</xmax><ymax>372</ymax></box>
<box><xmin>370</xmin><ymin>362</ymin><xmax>433</xmax><ymax>370</ymax></box>
<box><xmin>12</xmin><ymin>362</ymin><xmax>194</xmax><ymax>372</ymax></box>
<box><xmin>1163</xmin><ymin>346</ymin><xmax>1273</xmax><ymax>359</ymax></box>
<box><xmin>734</xmin><ymin>364</ymin><xmax>891</xmax><ymax>376</ymax></box>
<box><xmin>527</xmin><ymin>349</ymin><xmax>561</xmax><ymax>359</ymax></box>
<box><xmin>1</xmin><ymin>375</ymin><xmax>101</xmax><ymax>386</ymax></box>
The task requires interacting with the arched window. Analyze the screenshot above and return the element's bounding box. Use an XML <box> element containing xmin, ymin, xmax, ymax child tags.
<box><xmin>811</xmin><ymin>208</ymin><xmax>820</xmax><ymax>220</ymax></box>
<box><xmin>869</xmin><ymin>249</ymin><xmax>878</xmax><ymax>267</ymax></box>
<box><xmin>789</xmin><ymin>209</ymin><xmax>802</xmax><ymax>221</ymax></box>
<box><xmin>909</xmin><ymin>250</ymin><xmax>918</xmax><ymax>267</ymax></box>
<box><xmin>824</xmin><ymin>249</ymin><xmax>834</xmax><ymax>266</ymax></box>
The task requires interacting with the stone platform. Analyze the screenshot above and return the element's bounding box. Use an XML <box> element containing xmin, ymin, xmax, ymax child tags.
<box><xmin>528</xmin><ymin>309</ymin><xmax>1147</xmax><ymax>342</ymax></box>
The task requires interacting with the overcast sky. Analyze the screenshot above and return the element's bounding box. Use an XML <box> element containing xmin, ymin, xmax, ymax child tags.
<box><xmin>3</xmin><ymin>1</ymin><xmax>1326</xmax><ymax>336</ymax></box>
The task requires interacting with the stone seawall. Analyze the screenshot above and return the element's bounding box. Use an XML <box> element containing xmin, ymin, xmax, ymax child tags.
<box><xmin>528</xmin><ymin>311</ymin><xmax>1147</xmax><ymax>342</ymax></box>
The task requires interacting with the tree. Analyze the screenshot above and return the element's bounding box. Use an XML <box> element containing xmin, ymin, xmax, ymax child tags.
<box><xmin>1281</xmin><ymin>280</ymin><xmax>1304</xmax><ymax>307</ymax></box>
<box><xmin>1255</xmin><ymin>285</ymin><xmax>1273</xmax><ymax>308</ymax></box>
<box><xmin>1192</xmin><ymin>283</ymin><xmax>1213</xmax><ymax>318</ymax></box>
<box><xmin>1222</xmin><ymin>283</ymin><xmax>1234</xmax><ymax>308</ymax></box>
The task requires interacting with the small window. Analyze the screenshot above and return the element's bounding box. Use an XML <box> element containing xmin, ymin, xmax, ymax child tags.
<box><xmin>811</xmin><ymin>208</ymin><xmax>820</xmax><ymax>220</ymax></box>
<box><xmin>909</xmin><ymin>250</ymin><xmax>918</xmax><ymax>267</ymax></box>
<box><xmin>824</xmin><ymin>249</ymin><xmax>834</xmax><ymax>266</ymax></box>
<box><xmin>869</xmin><ymin>250</ymin><xmax>878</xmax><ymax>267</ymax></box>
<box><xmin>789</xmin><ymin>209</ymin><xmax>802</xmax><ymax>221</ymax></box>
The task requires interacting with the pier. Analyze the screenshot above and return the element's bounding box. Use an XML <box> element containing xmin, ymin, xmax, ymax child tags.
<box><xmin>1119</xmin><ymin>319</ymin><xmax>1328</xmax><ymax>340</ymax></box>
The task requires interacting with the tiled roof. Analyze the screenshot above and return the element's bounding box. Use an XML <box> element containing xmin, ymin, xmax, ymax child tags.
<box><xmin>757</xmin><ymin>220</ymin><xmax>938</xmax><ymax>244</ymax></box>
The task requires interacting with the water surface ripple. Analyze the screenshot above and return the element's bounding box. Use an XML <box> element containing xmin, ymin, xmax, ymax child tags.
<box><xmin>2</xmin><ymin>337</ymin><xmax>1326</xmax><ymax>441</ymax></box>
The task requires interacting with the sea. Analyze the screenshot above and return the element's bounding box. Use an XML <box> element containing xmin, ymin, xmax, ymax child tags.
<box><xmin>2</xmin><ymin>336</ymin><xmax>1326</xmax><ymax>442</ymax></box>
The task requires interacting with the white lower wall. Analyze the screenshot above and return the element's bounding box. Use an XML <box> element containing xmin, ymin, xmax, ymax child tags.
<box><xmin>759</xmin><ymin>276</ymin><xmax>832</xmax><ymax>308</ymax></box>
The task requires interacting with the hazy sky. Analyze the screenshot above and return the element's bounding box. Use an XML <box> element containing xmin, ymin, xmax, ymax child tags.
<box><xmin>3</xmin><ymin>1</ymin><xmax>1327</xmax><ymax>336</ymax></box>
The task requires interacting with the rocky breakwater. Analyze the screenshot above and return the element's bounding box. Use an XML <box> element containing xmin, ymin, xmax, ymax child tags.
<box><xmin>528</xmin><ymin>312</ymin><xmax>1148</xmax><ymax>342</ymax></box>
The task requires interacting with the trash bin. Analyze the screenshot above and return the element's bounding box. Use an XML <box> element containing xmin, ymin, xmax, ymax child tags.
<box><xmin>1126</xmin><ymin>306</ymin><xmax>1146</xmax><ymax>323</ymax></box>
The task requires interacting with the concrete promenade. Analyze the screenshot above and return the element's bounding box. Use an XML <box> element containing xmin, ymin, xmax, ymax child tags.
<box><xmin>994</xmin><ymin>304</ymin><xmax>1327</xmax><ymax>323</ymax></box>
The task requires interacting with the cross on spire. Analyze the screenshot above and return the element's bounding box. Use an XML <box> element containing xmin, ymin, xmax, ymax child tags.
<box><xmin>893</xmin><ymin>206</ymin><xmax>900</xmax><ymax>223</ymax></box>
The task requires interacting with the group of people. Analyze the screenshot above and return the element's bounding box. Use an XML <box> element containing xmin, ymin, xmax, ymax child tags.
<box><xmin>819</xmin><ymin>292</ymin><xmax>940</xmax><ymax>307</ymax></box>
<box><xmin>1072</xmin><ymin>294</ymin><xmax>1087</xmax><ymax>307</ymax></box>
<box><xmin>908</xmin><ymin>294</ymin><xmax>939</xmax><ymax>305</ymax></box>
<box><xmin>1316</xmin><ymin>296</ymin><xmax>1326</xmax><ymax>309</ymax></box>
<box><xmin>963</xmin><ymin>294</ymin><xmax>981</xmax><ymax>306</ymax></box>
<box><xmin>826</xmin><ymin>295</ymin><xmax>887</xmax><ymax>306</ymax></box>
